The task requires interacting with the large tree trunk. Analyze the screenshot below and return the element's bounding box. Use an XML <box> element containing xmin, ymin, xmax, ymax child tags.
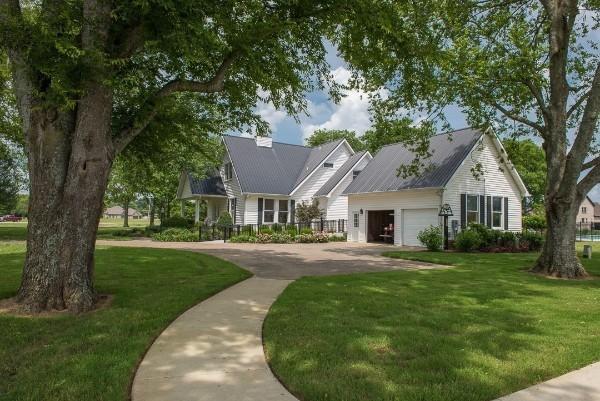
<box><xmin>531</xmin><ymin>195</ymin><xmax>587</xmax><ymax>278</ymax></box>
<box><xmin>17</xmin><ymin>85</ymin><xmax>113</xmax><ymax>313</ymax></box>
<box><xmin>123</xmin><ymin>201</ymin><xmax>129</xmax><ymax>227</ymax></box>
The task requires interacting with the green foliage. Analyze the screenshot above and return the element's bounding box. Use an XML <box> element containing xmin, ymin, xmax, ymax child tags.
<box><xmin>519</xmin><ymin>231</ymin><xmax>544</xmax><ymax>252</ymax></box>
<box><xmin>295</xmin><ymin>200</ymin><xmax>322</xmax><ymax>224</ymax></box>
<box><xmin>152</xmin><ymin>228</ymin><xmax>197</xmax><ymax>242</ymax></box>
<box><xmin>328</xmin><ymin>233</ymin><xmax>347</xmax><ymax>242</ymax></box>
<box><xmin>417</xmin><ymin>225</ymin><xmax>443</xmax><ymax>251</ymax></box>
<box><xmin>362</xmin><ymin>118</ymin><xmax>435</xmax><ymax>156</ymax></box>
<box><xmin>503</xmin><ymin>139</ymin><xmax>546</xmax><ymax>206</ymax></box>
<box><xmin>0</xmin><ymin>141</ymin><xmax>20</xmax><ymax>214</ymax></box>
<box><xmin>259</xmin><ymin>227</ymin><xmax>273</xmax><ymax>235</ymax></box>
<box><xmin>216</xmin><ymin>212</ymin><xmax>233</xmax><ymax>227</ymax></box>
<box><xmin>161</xmin><ymin>216</ymin><xmax>194</xmax><ymax>229</ymax></box>
<box><xmin>306</xmin><ymin>129</ymin><xmax>365</xmax><ymax>151</ymax></box>
<box><xmin>229</xmin><ymin>234</ymin><xmax>257</xmax><ymax>243</ymax></box>
<box><xmin>284</xmin><ymin>227</ymin><xmax>298</xmax><ymax>237</ymax></box>
<box><xmin>523</xmin><ymin>214</ymin><xmax>547</xmax><ymax>231</ymax></box>
<box><xmin>300</xmin><ymin>227</ymin><xmax>314</xmax><ymax>235</ymax></box>
<box><xmin>454</xmin><ymin>230</ymin><xmax>482</xmax><ymax>252</ymax></box>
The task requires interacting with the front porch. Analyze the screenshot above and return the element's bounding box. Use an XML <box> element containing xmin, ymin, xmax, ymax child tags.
<box><xmin>177</xmin><ymin>172</ymin><xmax>229</xmax><ymax>223</ymax></box>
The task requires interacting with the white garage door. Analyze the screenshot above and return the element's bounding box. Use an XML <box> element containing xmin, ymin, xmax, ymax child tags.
<box><xmin>402</xmin><ymin>208</ymin><xmax>440</xmax><ymax>246</ymax></box>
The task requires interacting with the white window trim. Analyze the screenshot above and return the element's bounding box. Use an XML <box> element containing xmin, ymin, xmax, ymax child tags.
<box><xmin>323</xmin><ymin>162</ymin><xmax>334</xmax><ymax>168</ymax></box>
<box><xmin>491</xmin><ymin>195</ymin><xmax>503</xmax><ymax>229</ymax></box>
<box><xmin>224</xmin><ymin>162</ymin><xmax>233</xmax><ymax>182</ymax></box>
<box><xmin>263</xmin><ymin>198</ymin><xmax>275</xmax><ymax>223</ymax></box>
<box><xmin>353</xmin><ymin>211</ymin><xmax>359</xmax><ymax>228</ymax></box>
<box><xmin>466</xmin><ymin>194</ymin><xmax>479</xmax><ymax>225</ymax></box>
<box><xmin>278</xmin><ymin>199</ymin><xmax>289</xmax><ymax>224</ymax></box>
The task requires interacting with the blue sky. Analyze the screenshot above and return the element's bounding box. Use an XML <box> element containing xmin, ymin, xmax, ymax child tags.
<box><xmin>238</xmin><ymin>42</ymin><xmax>599</xmax><ymax>200</ymax></box>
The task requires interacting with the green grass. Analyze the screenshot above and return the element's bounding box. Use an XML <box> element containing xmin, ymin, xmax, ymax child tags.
<box><xmin>263</xmin><ymin>244</ymin><xmax>600</xmax><ymax>401</ymax></box>
<box><xmin>0</xmin><ymin>243</ymin><xmax>251</xmax><ymax>401</ymax></box>
<box><xmin>0</xmin><ymin>223</ymin><xmax>152</xmax><ymax>241</ymax></box>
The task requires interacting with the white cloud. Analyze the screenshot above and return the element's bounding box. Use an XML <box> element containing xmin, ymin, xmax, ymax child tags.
<box><xmin>256</xmin><ymin>100</ymin><xmax>286</xmax><ymax>131</ymax></box>
<box><xmin>301</xmin><ymin>67</ymin><xmax>383</xmax><ymax>139</ymax></box>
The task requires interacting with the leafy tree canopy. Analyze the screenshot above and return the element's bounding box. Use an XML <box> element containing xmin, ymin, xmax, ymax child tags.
<box><xmin>502</xmin><ymin>139</ymin><xmax>546</xmax><ymax>206</ymax></box>
<box><xmin>306</xmin><ymin>129</ymin><xmax>365</xmax><ymax>151</ymax></box>
<box><xmin>0</xmin><ymin>140</ymin><xmax>20</xmax><ymax>214</ymax></box>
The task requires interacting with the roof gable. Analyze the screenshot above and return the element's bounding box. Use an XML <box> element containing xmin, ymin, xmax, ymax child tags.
<box><xmin>187</xmin><ymin>172</ymin><xmax>227</xmax><ymax>196</ymax></box>
<box><xmin>223</xmin><ymin>135</ymin><xmax>349</xmax><ymax>195</ymax></box>
<box><xmin>344</xmin><ymin>128</ymin><xmax>483</xmax><ymax>194</ymax></box>
<box><xmin>315</xmin><ymin>151</ymin><xmax>370</xmax><ymax>196</ymax></box>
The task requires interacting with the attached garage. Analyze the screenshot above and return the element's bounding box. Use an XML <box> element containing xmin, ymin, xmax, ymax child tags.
<box><xmin>402</xmin><ymin>208</ymin><xmax>440</xmax><ymax>246</ymax></box>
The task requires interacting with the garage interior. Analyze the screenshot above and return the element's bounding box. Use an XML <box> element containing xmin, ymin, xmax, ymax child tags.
<box><xmin>367</xmin><ymin>210</ymin><xmax>395</xmax><ymax>243</ymax></box>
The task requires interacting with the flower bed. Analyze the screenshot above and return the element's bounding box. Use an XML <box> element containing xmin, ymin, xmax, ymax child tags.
<box><xmin>229</xmin><ymin>231</ymin><xmax>346</xmax><ymax>244</ymax></box>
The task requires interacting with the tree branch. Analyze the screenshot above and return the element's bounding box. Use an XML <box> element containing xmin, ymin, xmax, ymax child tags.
<box><xmin>567</xmin><ymin>88</ymin><xmax>591</xmax><ymax>119</ymax></box>
<box><xmin>581</xmin><ymin>156</ymin><xmax>600</xmax><ymax>171</ymax></box>
<box><xmin>523</xmin><ymin>78</ymin><xmax>550</xmax><ymax>120</ymax></box>
<box><xmin>485</xmin><ymin>97</ymin><xmax>546</xmax><ymax>134</ymax></box>
<box><xmin>578</xmin><ymin>163</ymin><xmax>600</xmax><ymax>195</ymax></box>
<box><xmin>112</xmin><ymin>51</ymin><xmax>240</xmax><ymax>153</ymax></box>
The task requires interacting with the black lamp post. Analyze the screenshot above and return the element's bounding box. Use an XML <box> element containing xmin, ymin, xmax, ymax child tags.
<box><xmin>438</xmin><ymin>203</ymin><xmax>453</xmax><ymax>250</ymax></box>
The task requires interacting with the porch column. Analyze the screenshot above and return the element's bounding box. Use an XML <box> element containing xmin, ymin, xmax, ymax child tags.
<box><xmin>195</xmin><ymin>199</ymin><xmax>200</xmax><ymax>223</ymax></box>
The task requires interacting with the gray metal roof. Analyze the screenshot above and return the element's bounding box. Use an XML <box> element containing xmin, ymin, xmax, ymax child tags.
<box><xmin>315</xmin><ymin>151</ymin><xmax>368</xmax><ymax>196</ymax></box>
<box><xmin>188</xmin><ymin>173</ymin><xmax>227</xmax><ymax>196</ymax></box>
<box><xmin>343</xmin><ymin>128</ymin><xmax>483</xmax><ymax>194</ymax></box>
<box><xmin>293</xmin><ymin>139</ymin><xmax>345</xmax><ymax>188</ymax></box>
<box><xmin>223</xmin><ymin>135</ymin><xmax>346</xmax><ymax>195</ymax></box>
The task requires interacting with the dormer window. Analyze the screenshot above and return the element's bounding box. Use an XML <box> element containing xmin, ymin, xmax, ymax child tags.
<box><xmin>323</xmin><ymin>162</ymin><xmax>334</xmax><ymax>168</ymax></box>
<box><xmin>352</xmin><ymin>170</ymin><xmax>361</xmax><ymax>179</ymax></box>
<box><xmin>224</xmin><ymin>163</ymin><xmax>233</xmax><ymax>181</ymax></box>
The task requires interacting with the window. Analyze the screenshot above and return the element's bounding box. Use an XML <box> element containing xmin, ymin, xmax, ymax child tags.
<box><xmin>492</xmin><ymin>196</ymin><xmax>503</xmax><ymax>228</ymax></box>
<box><xmin>352</xmin><ymin>170</ymin><xmax>361</xmax><ymax>180</ymax></box>
<box><xmin>263</xmin><ymin>199</ymin><xmax>274</xmax><ymax>223</ymax></box>
<box><xmin>582</xmin><ymin>207</ymin><xmax>587</xmax><ymax>213</ymax></box>
<box><xmin>323</xmin><ymin>162</ymin><xmax>334</xmax><ymax>168</ymax></box>
<box><xmin>353</xmin><ymin>212</ymin><xmax>359</xmax><ymax>228</ymax></box>
<box><xmin>278</xmin><ymin>200</ymin><xmax>288</xmax><ymax>223</ymax></box>
<box><xmin>224</xmin><ymin>163</ymin><xmax>233</xmax><ymax>181</ymax></box>
<box><xmin>467</xmin><ymin>195</ymin><xmax>479</xmax><ymax>224</ymax></box>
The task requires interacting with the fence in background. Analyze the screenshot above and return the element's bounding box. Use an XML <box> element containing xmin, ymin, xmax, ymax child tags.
<box><xmin>198</xmin><ymin>219</ymin><xmax>347</xmax><ymax>242</ymax></box>
<box><xmin>576</xmin><ymin>222</ymin><xmax>600</xmax><ymax>242</ymax></box>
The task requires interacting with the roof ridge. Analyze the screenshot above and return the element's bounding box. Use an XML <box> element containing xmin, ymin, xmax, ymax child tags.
<box><xmin>223</xmin><ymin>134</ymin><xmax>309</xmax><ymax>148</ymax></box>
<box><xmin>376</xmin><ymin>127</ymin><xmax>481</xmax><ymax>151</ymax></box>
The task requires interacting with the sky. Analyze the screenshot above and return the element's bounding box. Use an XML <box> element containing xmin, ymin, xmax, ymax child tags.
<box><xmin>233</xmin><ymin>42</ymin><xmax>599</xmax><ymax>200</ymax></box>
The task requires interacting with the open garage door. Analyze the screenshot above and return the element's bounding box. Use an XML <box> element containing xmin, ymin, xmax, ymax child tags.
<box><xmin>402</xmin><ymin>208</ymin><xmax>440</xmax><ymax>246</ymax></box>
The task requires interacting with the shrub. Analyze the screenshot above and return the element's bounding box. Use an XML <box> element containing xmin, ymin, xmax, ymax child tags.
<box><xmin>259</xmin><ymin>227</ymin><xmax>273</xmax><ymax>235</ymax></box>
<box><xmin>285</xmin><ymin>227</ymin><xmax>298</xmax><ymax>237</ymax></box>
<box><xmin>295</xmin><ymin>200</ymin><xmax>322</xmax><ymax>223</ymax></box>
<box><xmin>241</xmin><ymin>225</ymin><xmax>256</xmax><ymax>236</ymax></box>
<box><xmin>255</xmin><ymin>233</ymin><xmax>272</xmax><ymax>243</ymax></box>
<box><xmin>229</xmin><ymin>234</ymin><xmax>256</xmax><ymax>243</ymax></box>
<box><xmin>270</xmin><ymin>233</ymin><xmax>293</xmax><ymax>243</ymax></box>
<box><xmin>499</xmin><ymin>231</ymin><xmax>517</xmax><ymax>248</ymax></box>
<box><xmin>161</xmin><ymin>216</ymin><xmax>193</xmax><ymax>228</ymax></box>
<box><xmin>313</xmin><ymin>231</ymin><xmax>329</xmax><ymax>243</ymax></box>
<box><xmin>300</xmin><ymin>227</ymin><xmax>313</xmax><ymax>235</ymax></box>
<box><xmin>455</xmin><ymin>230</ymin><xmax>481</xmax><ymax>252</ymax></box>
<box><xmin>417</xmin><ymin>225</ymin><xmax>443</xmax><ymax>251</ymax></box>
<box><xmin>519</xmin><ymin>231</ymin><xmax>544</xmax><ymax>251</ymax></box>
<box><xmin>468</xmin><ymin>224</ymin><xmax>499</xmax><ymax>247</ymax></box>
<box><xmin>296</xmin><ymin>233</ymin><xmax>316</xmax><ymax>243</ymax></box>
<box><xmin>216</xmin><ymin>212</ymin><xmax>233</xmax><ymax>227</ymax></box>
<box><xmin>328</xmin><ymin>233</ymin><xmax>347</xmax><ymax>242</ymax></box>
<box><xmin>152</xmin><ymin>228</ymin><xmax>197</xmax><ymax>242</ymax></box>
<box><xmin>523</xmin><ymin>214</ymin><xmax>546</xmax><ymax>231</ymax></box>
<box><xmin>271</xmin><ymin>223</ymin><xmax>283</xmax><ymax>232</ymax></box>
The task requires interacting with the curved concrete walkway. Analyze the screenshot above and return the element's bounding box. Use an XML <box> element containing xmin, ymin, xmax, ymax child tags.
<box><xmin>132</xmin><ymin>277</ymin><xmax>297</xmax><ymax>401</ymax></box>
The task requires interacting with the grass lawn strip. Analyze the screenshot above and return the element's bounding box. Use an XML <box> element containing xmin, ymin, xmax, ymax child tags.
<box><xmin>0</xmin><ymin>243</ymin><xmax>251</xmax><ymax>401</ymax></box>
<box><xmin>263</xmin><ymin>243</ymin><xmax>600</xmax><ymax>401</ymax></box>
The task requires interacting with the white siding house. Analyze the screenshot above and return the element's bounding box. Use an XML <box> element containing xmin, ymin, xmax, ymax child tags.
<box><xmin>344</xmin><ymin>128</ymin><xmax>529</xmax><ymax>246</ymax></box>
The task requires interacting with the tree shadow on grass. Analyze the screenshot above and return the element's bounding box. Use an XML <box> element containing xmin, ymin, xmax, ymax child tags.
<box><xmin>264</xmin><ymin>253</ymin><xmax>600</xmax><ymax>401</ymax></box>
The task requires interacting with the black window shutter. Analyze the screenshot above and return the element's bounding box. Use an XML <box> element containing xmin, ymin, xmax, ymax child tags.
<box><xmin>486</xmin><ymin>196</ymin><xmax>492</xmax><ymax>228</ymax></box>
<box><xmin>290</xmin><ymin>200</ymin><xmax>295</xmax><ymax>223</ymax></box>
<box><xmin>258</xmin><ymin>198</ymin><xmax>263</xmax><ymax>225</ymax></box>
<box><xmin>460</xmin><ymin>194</ymin><xmax>466</xmax><ymax>229</ymax></box>
<box><xmin>479</xmin><ymin>195</ymin><xmax>485</xmax><ymax>225</ymax></box>
<box><xmin>504</xmin><ymin>197</ymin><xmax>509</xmax><ymax>230</ymax></box>
<box><xmin>232</xmin><ymin>198</ymin><xmax>237</xmax><ymax>224</ymax></box>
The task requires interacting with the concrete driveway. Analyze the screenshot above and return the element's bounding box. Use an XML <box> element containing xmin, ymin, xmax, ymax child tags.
<box><xmin>97</xmin><ymin>240</ymin><xmax>444</xmax><ymax>279</ymax></box>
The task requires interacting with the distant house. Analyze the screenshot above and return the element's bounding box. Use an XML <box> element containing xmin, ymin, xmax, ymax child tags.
<box><xmin>104</xmin><ymin>206</ymin><xmax>143</xmax><ymax>219</ymax></box>
<box><xmin>177</xmin><ymin>135</ymin><xmax>372</xmax><ymax>224</ymax></box>
<box><xmin>576</xmin><ymin>196</ymin><xmax>600</xmax><ymax>227</ymax></box>
<box><xmin>343</xmin><ymin>128</ymin><xmax>529</xmax><ymax>246</ymax></box>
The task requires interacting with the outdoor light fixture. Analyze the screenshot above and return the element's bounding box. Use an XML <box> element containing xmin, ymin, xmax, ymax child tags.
<box><xmin>360</xmin><ymin>208</ymin><xmax>364</xmax><ymax>215</ymax></box>
<box><xmin>438</xmin><ymin>203</ymin><xmax>453</xmax><ymax>250</ymax></box>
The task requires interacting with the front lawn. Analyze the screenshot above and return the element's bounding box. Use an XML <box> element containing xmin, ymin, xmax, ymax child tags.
<box><xmin>0</xmin><ymin>243</ymin><xmax>250</xmax><ymax>401</ymax></box>
<box><xmin>263</xmin><ymin>245</ymin><xmax>600</xmax><ymax>401</ymax></box>
<box><xmin>0</xmin><ymin>223</ymin><xmax>151</xmax><ymax>241</ymax></box>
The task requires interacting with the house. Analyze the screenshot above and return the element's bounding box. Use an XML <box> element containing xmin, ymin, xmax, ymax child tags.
<box><xmin>343</xmin><ymin>127</ymin><xmax>530</xmax><ymax>246</ymax></box>
<box><xmin>576</xmin><ymin>196</ymin><xmax>600</xmax><ymax>228</ymax></box>
<box><xmin>104</xmin><ymin>206</ymin><xmax>143</xmax><ymax>219</ymax></box>
<box><xmin>177</xmin><ymin>135</ymin><xmax>372</xmax><ymax>225</ymax></box>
